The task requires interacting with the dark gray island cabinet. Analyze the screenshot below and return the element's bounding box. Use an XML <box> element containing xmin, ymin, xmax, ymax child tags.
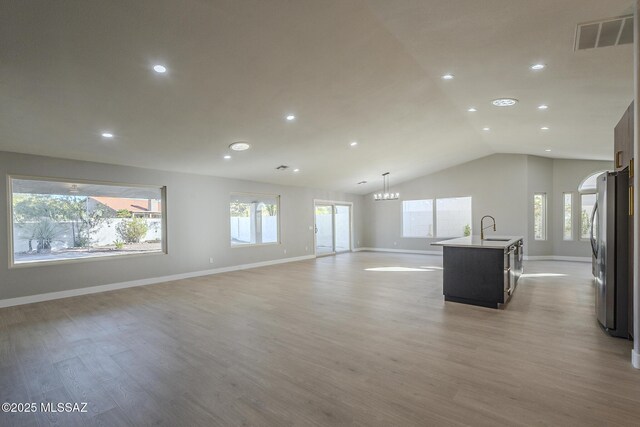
<box><xmin>432</xmin><ymin>236</ymin><xmax>524</xmax><ymax>309</ymax></box>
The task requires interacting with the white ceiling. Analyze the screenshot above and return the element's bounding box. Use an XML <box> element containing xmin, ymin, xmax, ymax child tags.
<box><xmin>0</xmin><ymin>0</ymin><xmax>634</xmax><ymax>194</ymax></box>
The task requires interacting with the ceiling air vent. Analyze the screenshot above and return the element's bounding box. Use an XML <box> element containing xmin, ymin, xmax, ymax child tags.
<box><xmin>275</xmin><ymin>165</ymin><xmax>289</xmax><ymax>171</ymax></box>
<box><xmin>575</xmin><ymin>15</ymin><xmax>633</xmax><ymax>51</ymax></box>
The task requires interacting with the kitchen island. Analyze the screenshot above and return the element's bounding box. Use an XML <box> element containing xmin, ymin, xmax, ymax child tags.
<box><xmin>432</xmin><ymin>236</ymin><xmax>523</xmax><ymax>308</ymax></box>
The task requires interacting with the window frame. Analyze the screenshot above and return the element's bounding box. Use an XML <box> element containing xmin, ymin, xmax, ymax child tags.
<box><xmin>229</xmin><ymin>192</ymin><xmax>281</xmax><ymax>248</ymax></box>
<box><xmin>7</xmin><ymin>174</ymin><xmax>168</xmax><ymax>269</ymax></box>
<box><xmin>578</xmin><ymin>170</ymin><xmax>607</xmax><ymax>193</ymax></box>
<box><xmin>577</xmin><ymin>171</ymin><xmax>605</xmax><ymax>241</ymax></box>
<box><xmin>434</xmin><ymin>196</ymin><xmax>473</xmax><ymax>238</ymax></box>
<box><xmin>533</xmin><ymin>192</ymin><xmax>547</xmax><ymax>241</ymax></box>
<box><xmin>562</xmin><ymin>192</ymin><xmax>573</xmax><ymax>241</ymax></box>
<box><xmin>400</xmin><ymin>196</ymin><xmax>473</xmax><ymax>239</ymax></box>
<box><xmin>579</xmin><ymin>192</ymin><xmax>597</xmax><ymax>241</ymax></box>
<box><xmin>401</xmin><ymin>199</ymin><xmax>434</xmax><ymax>238</ymax></box>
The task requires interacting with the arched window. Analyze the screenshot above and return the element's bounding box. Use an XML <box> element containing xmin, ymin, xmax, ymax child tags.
<box><xmin>578</xmin><ymin>171</ymin><xmax>606</xmax><ymax>193</ymax></box>
<box><xmin>229</xmin><ymin>194</ymin><xmax>280</xmax><ymax>246</ymax></box>
<box><xmin>577</xmin><ymin>170</ymin><xmax>606</xmax><ymax>240</ymax></box>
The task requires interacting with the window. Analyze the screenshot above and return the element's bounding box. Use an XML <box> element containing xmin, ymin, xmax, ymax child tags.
<box><xmin>436</xmin><ymin>197</ymin><xmax>472</xmax><ymax>237</ymax></box>
<box><xmin>533</xmin><ymin>193</ymin><xmax>546</xmax><ymax>240</ymax></box>
<box><xmin>401</xmin><ymin>196</ymin><xmax>472</xmax><ymax>238</ymax></box>
<box><xmin>563</xmin><ymin>192</ymin><xmax>573</xmax><ymax>240</ymax></box>
<box><xmin>10</xmin><ymin>176</ymin><xmax>166</xmax><ymax>266</ymax></box>
<box><xmin>230</xmin><ymin>193</ymin><xmax>279</xmax><ymax>246</ymax></box>
<box><xmin>578</xmin><ymin>170</ymin><xmax>602</xmax><ymax>241</ymax></box>
<box><xmin>581</xmin><ymin>193</ymin><xmax>597</xmax><ymax>240</ymax></box>
<box><xmin>402</xmin><ymin>200</ymin><xmax>434</xmax><ymax>237</ymax></box>
<box><xmin>578</xmin><ymin>171</ymin><xmax>606</xmax><ymax>193</ymax></box>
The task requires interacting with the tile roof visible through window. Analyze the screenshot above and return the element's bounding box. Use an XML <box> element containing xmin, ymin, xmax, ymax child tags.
<box><xmin>90</xmin><ymin>197</ymin><xmax>162</xmax><ymax>214</ymax></box>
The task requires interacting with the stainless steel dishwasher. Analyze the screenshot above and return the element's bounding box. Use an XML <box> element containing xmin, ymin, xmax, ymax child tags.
<box><xmin>503</xmin><ymin>246</ymin><xmax>514</xmax><ymax>302</ymax></box>
<box><xmin>504</xmin><ymin>242</ymin><xmax>523</xmax><ymax>302</ymax></box>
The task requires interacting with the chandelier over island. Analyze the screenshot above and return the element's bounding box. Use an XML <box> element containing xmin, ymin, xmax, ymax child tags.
<box><xmin>373</xmin><ymin>172</ymin><xmax>399</xmax><ymax>201</ymax></box>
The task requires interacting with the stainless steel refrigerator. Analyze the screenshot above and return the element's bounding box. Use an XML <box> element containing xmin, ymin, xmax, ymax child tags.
<box><xmin>591</xmin><ymin>170</ymin><xmax>630</xmax><ymax>338</ymax></box>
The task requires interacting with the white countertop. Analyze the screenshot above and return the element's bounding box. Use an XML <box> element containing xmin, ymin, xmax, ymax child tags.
<box><xmin>431</xmin><ymin>235</ymin><xmax>523</xmax><ymax>249</ymax></box>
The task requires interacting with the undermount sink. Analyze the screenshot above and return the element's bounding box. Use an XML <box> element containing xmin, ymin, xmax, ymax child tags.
<box><xmin>482</xmin><ymin>238</ymin><xmax>511</xmax><ymax>241</ymax></box>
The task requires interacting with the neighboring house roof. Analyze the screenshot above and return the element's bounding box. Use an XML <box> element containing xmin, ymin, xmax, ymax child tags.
<box><xmin>90</xmin><ymin>197</ymin><xmax>162</xmax><ymax>213</ymax></box>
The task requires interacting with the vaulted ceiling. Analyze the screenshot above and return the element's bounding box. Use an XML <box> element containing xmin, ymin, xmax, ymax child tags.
<box><xmin>0</xmin><ymin>0</ymin><xmax>633</xmax><ymax>194</ymax></box>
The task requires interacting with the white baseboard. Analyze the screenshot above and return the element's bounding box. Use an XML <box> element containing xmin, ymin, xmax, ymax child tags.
<box><xmin>0</xmin><ymin>254</ymin><xmax>315</xmax><ymax>309</ymax></box>
<box><xmin>356</xmin><ymin>247</ymin><xmax>443</xmax><ymax>256</ymax></box>
<box><xmin>357</xmin><ymin>249</ymin><xmax>591</xmax><ymax>262</ymax></box>
<box><xmin>633</xmin><ymin>349</ymin><xmax>640</xmax><ymax>369</ymax></box>
<box><xmin>524</xmin><ymin>255</ymin><xmax>591</xmax><ymax>263</ymax></box>
<box><xmin>353</xmin><ymin>248</ymin><xmax>591</xmax><ymax>262</ymax></box>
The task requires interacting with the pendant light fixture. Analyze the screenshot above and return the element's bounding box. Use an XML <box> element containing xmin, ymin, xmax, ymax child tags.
<box><xmin>374</xmin><ymin>172</ymin><xmax>399</xmax><ymax>201</ymax></box>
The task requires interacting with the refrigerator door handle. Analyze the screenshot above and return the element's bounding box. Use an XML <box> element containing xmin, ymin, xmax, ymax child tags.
<box><xmin>590</xmin><ymin>200</ymin><xmax>598</xmax><ymax>257</ymax></box>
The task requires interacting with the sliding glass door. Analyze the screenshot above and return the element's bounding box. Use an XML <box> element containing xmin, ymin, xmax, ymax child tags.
<box><xmin>315</xmin><ymin>204</ymin><xmax>334</xmax><ymax>255</ymax></box>
<box><xmin>314</xmin><ymin>202</ymin><xmax>351</xmax><ymax>256</ymax></box>
<box><xmin>334</xmin><ymin>205</ymin><xmax>351</xmax><ymax>252</ymax></box>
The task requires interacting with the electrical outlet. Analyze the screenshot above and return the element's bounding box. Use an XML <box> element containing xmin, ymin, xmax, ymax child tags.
<box><xmin>209</xmin><ymin>257</ymin><xmax>214</xmax><ymax>264</ymax></box>
<box><xmin>284</xmin><ymin>249</ymin><xmax>287</xmax><ymax>254</ymax></box>
<box><xmin>305</xmin><ymin>246</ymin><xmax>308</xmax><ymax>251</ymax></box>
<box><xmin>393</xmin><ymin>242</ymin><xmax>397</xmax><ymax>246</ymax></box>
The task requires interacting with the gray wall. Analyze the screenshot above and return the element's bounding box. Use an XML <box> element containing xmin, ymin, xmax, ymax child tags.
<box><xmin>526</xmin><ymin>155</ymin><xmax>554</xmax><ymax>256</ymax></box>
<box><xmin>0</xmin><ymin>151</ymin><xmax>364</xmax><ymax>300</ymax></box>
<box><xmin>361</xmin><ymin>154</ymin><xmax>612</xmax><ymax>257</ymax></box>
<box><xmin>361</xmin><ymin>154</ymin><xmax>529</xmax><ymax>252</ymax></box>
<box><xmin>0</xmin><ymin>150</ymin><xmax>613</xmax><ymax>302</ymax></box>
<box><xmin>552</xmin><ymin>159</ymin><xmax>612</xmax><ymax>257</ymax></box>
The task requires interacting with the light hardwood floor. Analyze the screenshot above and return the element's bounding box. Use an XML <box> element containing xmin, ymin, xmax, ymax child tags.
<box><xmin>1</xmin><ymin>252</ymin><xmax>639</xmax><ymax>426</ymax></box>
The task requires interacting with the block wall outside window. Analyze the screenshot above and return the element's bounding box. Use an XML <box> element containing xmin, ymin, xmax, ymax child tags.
<box><xmin>9</xmin><ymin>176</ymin><xmax>166</xmax><ymax>266</ymax></box>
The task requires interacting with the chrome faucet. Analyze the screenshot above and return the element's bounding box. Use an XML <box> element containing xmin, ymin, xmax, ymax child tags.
<box><xmin>480</xmin><ymin>215</ymin><xmax>496</xmax><ymax>240</ymax></box>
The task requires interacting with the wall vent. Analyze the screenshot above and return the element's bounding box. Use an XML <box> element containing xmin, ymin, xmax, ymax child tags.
<box><xmin>275</xmin><ymin>165</ymin><xmax>289</xmax><ymax>170</ymax></box>
<box><xmin>575</xmin><ymin>15</ymin><xmax>633</xmax><ymax>51</ymax></box>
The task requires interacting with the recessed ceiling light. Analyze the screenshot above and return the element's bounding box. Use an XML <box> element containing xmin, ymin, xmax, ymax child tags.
<box><xmin>286</xmin><ymin>114</ymin><xmax>296</xmax><ymax>121</ymax></box>
<box><xmin>229</xmin><ymin>141</ymin><xmax>251</xmax><ymax>151</ymax></box>
<box><xmin>491</xmin><ymin>98</ymin><xmax>518</xmax><ymax>107</ymax></box>
<box><xmin>531</xmin><ymin>63</ymin><xmax>545</xmax><ymax>70</ymax></box>
<box><xmin>467</xmin><ymin>107</ymin><xmax>477</xmax><ymax>112</ymax></box>
<box><xmin>541</xmin><ymin>126</ymin><xmax>550</xmax><ymax>130</ymax></box>
<box><xmin>101</xmin><ymin>132</ymin><xmax>114</xmax><ymax>138</ymax></box>
<box><xmin>153</xmin><ymin>64</ymin><xmax>167</xmax><ymax>73</ymax></box>
<box><xmin>545</xmin><ymin>149</ymin><xmax>552</xmax><ymax>152</ymax></box>
<box><xmin>482</xmin><ymin>127</ymin><xmax>490</xmax><ymax>131</ymax></box>
<box><xmin>538</xmin><ymin>104</ymin><xmax>548</xmax><ymax>110</ymax></box>
<box><xmin>293</xmin><ymin>168</ymin><xmax>300</xmax><ymax>172</ymax></box>
<box><xmin>350</xmin><ymin>141</ymin><xmax>358</xmax><ymax>146</ymax></box>
<box><xmin>223</xmin><ymin>155</ymin><xmax>231</xmax><ymax>159</ymax></box>
<box><xmin>441</xmin><ymin>74</ymin><xmax>454</xmax><ymax>80</ymax></box>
